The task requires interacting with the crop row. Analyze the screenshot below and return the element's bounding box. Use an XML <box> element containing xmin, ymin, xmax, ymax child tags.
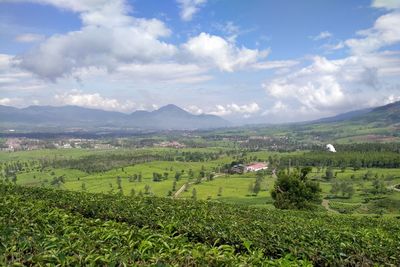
<box><xmin>1</xmin><ymin>183</ymin><xmax>400</xmax><ymax>266</ymax></box>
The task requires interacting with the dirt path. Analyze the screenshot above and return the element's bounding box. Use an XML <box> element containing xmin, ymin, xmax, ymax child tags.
<box><xmin>173</xmin><ymin>174</ymin><xmax>224</xmax><ymax>198</ymax></box>
<box><xmin>322</xmin><ymin>199</ymin><xmax>339</xmax><ymax>213</ymax></box>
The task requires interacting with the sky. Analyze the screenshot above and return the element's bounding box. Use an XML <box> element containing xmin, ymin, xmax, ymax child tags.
<box><xmin>0</xmin><ymin>0</ymin><xmax>400</xmax><ymax>123</ymax></box>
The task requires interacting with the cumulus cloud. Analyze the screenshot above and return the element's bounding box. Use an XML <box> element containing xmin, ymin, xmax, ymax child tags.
<box><xmin>263</xmin><ymin>56</ymin><xmax>347</xmax><ymax>111</ymax></box>
<box><xmin>262</xmin><ymin>6</ymin><xmax>400</xmax><ymax>121</ymax></box>
<box><xmin>15</xmin><ymin>33</ymin><xmax>45</xmax><ymax>43</ymax></box>
<box><xmin>184</xmin><ymin>105</ymin><xmax>203</xmax><ymax>115</ymax></box>
<box><xmin>176</xmin><ymin>0</ymin><xmax>206</xmax><ymax>21</ymax></box>
<box><xmin>209</xmin><ymin>102</ymin><xmax>260</xmax><ymax>116</ymax></box>
<box><xmin>183</xmin><ymin>32</ymin><xmax>269</xmax><ymax>72</ymax></box>
<box><xmin>0</xmin><ymin>54</ymin><xmax>42</xmax><ymax>91</ymax></box>
<box><xmin>372</xmin><ymin>0</ymin><xmax>400</xmax><ymax>10</ymax></box>
<box><xmin>345</xmin><ymin>11</ymin><xmax>400</xmax><ymax>55</ymax></box>
<box><xmin>384</xmin><ymin>94</ymin><xmax>400</xmax><ymax>104</ymax></box>
<box><xmin>312</xmin><ymin>31</ymin><xmax>332</xmax><ymax>41</ymax></box>
<box><xmin>12</xmin><ymin>0</ymin><xmax>271</xmax><ymax>82</ymax></box>
<box><xmin>0</xmin><ymin>97</ymin><xmax>25</xmax><ymax>106</ymax></box>
<box><xmin>15</xmin><ymin>1</ymin><xmax>176</xmax><ymax>80</ymax></box>
<box><xmin>54</xmin><ymin>90</ymin><xmax>136</xmax><ymax>112</ymax></box>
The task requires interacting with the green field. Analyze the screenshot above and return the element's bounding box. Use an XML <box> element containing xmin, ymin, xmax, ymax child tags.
<box><xmin>2</xmin><ymin>183</ymin><xmax>400</xmax><ymax>266</ymax></box>
<box><xmin>2</xmin><ymin>148</ymin><xmax>400</xmax><ymax>214</ymax></box>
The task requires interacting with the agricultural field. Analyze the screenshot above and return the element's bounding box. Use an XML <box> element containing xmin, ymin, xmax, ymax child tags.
<box><xmin>1</xmin><ymin>146</ymin><xmax>400</xmax><ymax>214</ymax></box>
<box><xmin>2</xmin><ymin>183</ymin><xmax>400</xmax><ymax>266</ymax></box>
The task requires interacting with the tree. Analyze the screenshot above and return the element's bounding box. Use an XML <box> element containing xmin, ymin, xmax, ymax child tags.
<box><xmin>191</xmin><ymin>188</ymin><xmax>197</xmax><ymax>200</ymax></box>
<box><xmin>174</xmin><ymin>172</ymin><xmax>181</xmax><ymax>181</ymax></box>
<box><xmin>172</xmin><ymin>180</ymin><xmax>177</xmax><ymax>191</ymax></box>
<box><xmin>330</xmin><ymin>182</ymin><xmax>340</xmax><ymax>195</ymax></box>
<box><xmin>163</xmin><ymin>172</ymin><xmax>169</xmax><ymax>180</ymax></box>
<box><xmin>271</xmin><ymin>168</ymin><xmax>322</xmax><ymax>210</ymax></box>
<box><xmin>325</xmin><ymin>168</ymin><xmax>334</xmax><ymax>181</ymax></box>
<box><xmin>253</xmin><ymin>179</ymin><xmax>261</xmax><ymax>196</ymax></box>
<box><xmin>217</xmin><ymin>187</ymin><xmax>223</xmax><ymax>197</ymax></box>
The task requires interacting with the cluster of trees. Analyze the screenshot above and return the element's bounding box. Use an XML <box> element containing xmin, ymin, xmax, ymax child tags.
<box><xmin>329</xmin><ymin>143</ymin><xmax>400</xmax><ymax>153</ymax></box>
<box><xmin>271</xmin><ymin>167</ymin><xmax>322</xmax><ymax>210</ymax></box>
<box><xmin>330</xmin><ymin>181</ymin><xmax>354</xmax><ymax>198</ymax></box>
<box><xmin>152</xmin><ymin>172</ymin><xmax>169</xmax><ymax>182</ymax></box>
<box><xmin>41</xmin><ymin>150</ymin><xmax>226</xmax><ymax>173</ymax></box>
<box><xmin>175</xmin><ymin>151</ymin><xmax>221</xmax><ymax>162</ymax></box>
<box><xmin>128</xmin><ymin>173</ymin><xmax>142</xmax><ymax>182</ymax></box>
<box><xmin>50</xmin><ymin>175</ymin><xmax>66</xmax><ymax>188</ymax></box>
<box><xmin>248</xmin><ymin>172</ymin><xmax>265</xmax><ymax>196</ymax></box>
<box><xmin>280</xmin><ymin>151</ymin><xmax>400</xmax><ymax>169</ymax></box>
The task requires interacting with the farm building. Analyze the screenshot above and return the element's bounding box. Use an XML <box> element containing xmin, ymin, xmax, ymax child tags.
<box><xmin>245</xmin><ymin>162</ymin><xmax>268</xmax><ymax>172</ymax></box>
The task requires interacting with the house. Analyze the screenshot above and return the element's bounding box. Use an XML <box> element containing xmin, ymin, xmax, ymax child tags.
<box><xmin>230</xmin><ymin>164</ymin><xmax>245</xmax><ymax>174</ymax></box>
<box><xmin>245</xmin><ymin>162</ymin><xmax>268</xmax><ymax>172</ymax></box>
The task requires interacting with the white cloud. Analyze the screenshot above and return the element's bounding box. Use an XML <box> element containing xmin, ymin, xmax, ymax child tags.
<box><xmin>345</xmin><ymin>11</ymin><xmax>400</xmax><ymax>55</ymax></box>
<box><xmin>252</xmin><ymin>60</ymin><xmax>299</xmax><ymax>70</ymax></box>
<box><xmin>262</xmin><ymin>8</ymin><xmax>400</xmax><ymax>121</ymax></box>
<box><xmin>263</xmin><ymin>51</ymin><xmax>400</xmax><ymax>119</ymax></box>
<box><xmin>0</xmin><ymin>54</ymin><xmax>42</xmax><ymax>91</ymax></box>
<box><xmin>54</xmin><ymin>90</ymin><xmax>136</xmax><ymax>112</ymax></box>
<box><xmin>372</xmin><ymin>0</ymin><xmax>400</xmax><ymax>10</ymax></box>
<box><xmin>209</xmin><ymin>102</ymin><xmax>260</xmax><ymax>116</ymax></box>
<box><xmin>183</xmin><ymin>32</ymin><xmax>269</xmax><ymax>72</ymax></box>
<box><xmin>262</xmin><ymin>101</ymin><xmax>287</xmax><ymax>115</ymax></box>
<box><xmin>322</xmin><ymin>41</ymin><xmax>345</xmax><ymax>52</ymax></box>
<box><xmin>184</xmin><ymin>105</ymin><xmax>203</xmax><ymax>115</ymax></box>
<box><xmin>13</xmin><ymin>1</ymin><xmax>271</xmax><ymax>82</ymax></box>
<box><xmin>0</xmin><ymin>97</ymin><xmax>24</xmax><ymax>106</ymax></box>
<box><xmin>312</xmin><ymin>31</ymin><xmax>332</xmax><ymax>41</ymax></box>
<box><xmin>15</xmin><ymin>33</ymin><xmax>45</xmax><ymax>43</ymax></box>
<box><xmin>115</xmin><ymin>63</ymin><xmax>212</xmax><ymax>84</ymax></box>
<box><xmin>15</xmin><ymin>1</ymin><xmax>176</xmax><ymax>80</ymax></box>
<box><xmin>176</xmin><ymin>0</ymin><xmax>206</xmax><ymax>21</ymax></box>
<box><xmin>383</xmin><ymin>94</ymin><xmax>400</xmax><ymax>104</ymax></box>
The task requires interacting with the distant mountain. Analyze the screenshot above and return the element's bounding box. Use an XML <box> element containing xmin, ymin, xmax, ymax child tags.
<box><xmin>0</xmin><ymin>104</ymin><xmax>231</xmax><ymax>131</ymax></box>
<box><xmin>312</xmin><ymin>101</ymin><xmax>400</xmax><ymax>125</ymax></box>
<box><xmin>313</xmin><ymin>107</ymin><xmax>373</xmax><ymax>123</ymax></box>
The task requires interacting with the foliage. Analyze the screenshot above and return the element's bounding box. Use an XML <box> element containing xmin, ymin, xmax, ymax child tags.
<box><xmin>1</xmin><ymin>184</ymin><xmax>399</xmax><ymax>266</ymax></box>
<box><xmin>271</xmin><ymin>168</ymin><xmax>322</xmax><ymax>210</ymax></box>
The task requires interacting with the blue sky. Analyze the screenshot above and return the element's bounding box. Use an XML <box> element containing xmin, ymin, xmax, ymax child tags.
<box><xmin>0</xmin><ymin>0</ymin><xmax>400</xmax><ymax>123</ymax></box>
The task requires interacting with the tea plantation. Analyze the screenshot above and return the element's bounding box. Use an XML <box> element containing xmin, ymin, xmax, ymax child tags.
<box><xmin>1</xmin><ymin>183</ymin><xmax>399</xmax><ymax>266</ymax></box>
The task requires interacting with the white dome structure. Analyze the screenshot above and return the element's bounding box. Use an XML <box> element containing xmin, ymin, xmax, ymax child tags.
<box><xmin>326</xmin><ymin>144</ymin><xmax>336</xmax><ymax>153</ymax></box>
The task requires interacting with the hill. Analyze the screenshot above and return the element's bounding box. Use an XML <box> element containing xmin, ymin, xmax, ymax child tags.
<box><xmin>0</xmin><ymin>104</ymin><xmax>230</xmax><ymax>131</ymax></box>
<box><xmin>1</xmin><ymin>183</ymin><xmax>399</xmax><ymax>266</ymax></box>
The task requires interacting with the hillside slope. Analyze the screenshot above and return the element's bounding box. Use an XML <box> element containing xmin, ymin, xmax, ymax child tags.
<box><xmin>1</xmin><ymin>184</ymin><xmax>399</xmax><ymax>266</ymax></box>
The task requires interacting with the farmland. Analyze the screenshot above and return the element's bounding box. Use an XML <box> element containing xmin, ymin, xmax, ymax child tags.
<box><xmin>1</xmin><ymin>142</ymin><xmax>400</xmax><ymax>265</ymax></box>
<box><xmin>1</xmin><ymin>145</ymin><xmax>400</xmax><ymax>214</ymax></box>
<box><xmin>2</xmin><ymin>183</ymin><xmax>400</xmax><ymax>266</ymax></box>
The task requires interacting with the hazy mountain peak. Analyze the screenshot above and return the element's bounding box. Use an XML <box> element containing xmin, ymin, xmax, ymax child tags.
<box><xmin>154</xmin><ymin>104</ymin><xmax>187</xmax><ymax>114</ymax></box>
<box><xmin>0</xmin><ymin>104</ymin><xmax>230</xmax><ymax>131</ymax></box>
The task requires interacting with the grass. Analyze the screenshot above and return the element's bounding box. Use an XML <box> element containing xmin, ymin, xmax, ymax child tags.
<box><xmin>4</xmin><ymin>148</ymin><xmax>400</xmax><ymax>213</ymax></box>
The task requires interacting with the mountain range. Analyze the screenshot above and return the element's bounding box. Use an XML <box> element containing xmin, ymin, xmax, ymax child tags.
<box><xmin>313</xmin><ymin>101</ymin><xmax>400</xmax><ymax>125</ymax></box>
<box><xmin>0</xmin><ymin>101</ymin><xmax>399</xmax><ymax>132</ymax></box>
<box><xmin>0</xmin><ymin>104</ymin><xmax>230</xmax><ymax>131</ymax></box>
